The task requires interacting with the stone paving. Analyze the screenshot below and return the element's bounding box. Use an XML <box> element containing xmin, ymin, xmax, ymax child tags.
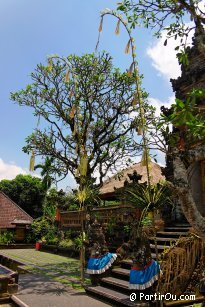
<box><xmin>0</xmin><ymin>249</ymin><xmax>110</xmax><ymax>306</ymax></box>
<box><xmin>0</xmin><ymin>249</ymin><xmax>83</xmax><ymax>288</ymax></box>
<box><xmin>16</xmin><ymin>273</ymin><xmax>110</xmax><ymax>307</ymax></box>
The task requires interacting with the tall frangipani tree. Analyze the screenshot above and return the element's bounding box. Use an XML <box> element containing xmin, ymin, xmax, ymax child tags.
<box><xmin>11</xmin><ymin>52</ymin><xmax>145</xmax><ymax>190</ymax></box>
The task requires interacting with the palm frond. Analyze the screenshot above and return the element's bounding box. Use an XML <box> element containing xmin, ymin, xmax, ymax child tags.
<box><xmin>125</xmin><ymin>182</ymin><xmax>172</xmax><ymax>211</ymax></box>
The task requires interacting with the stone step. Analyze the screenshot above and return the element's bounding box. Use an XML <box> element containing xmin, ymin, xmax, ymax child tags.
<box><xmin>112</xmin><ymin>267</ymin><xmax>130</xmax><ymax>279</ymax></box>
<box><xmin>85</xmin><ymin>285</ymin><xmax>149</xmax><ymax>306</ymax></box>
<box><xmin>173</xmin><ymin>223</ymin><xmax>190</xmax><ymax>227</ymax></box>
<box><xmin>157</xmin><ymin>231</ymin><xmax>189</xmax><ymax>237</ymax></box>
<box><xmin>149</xmin><ymin>237</ymin><xmax>177</xmax><ymax>245</ymax></box>
<box><xmin>150</xmin><ymin>244</ymin><xmax>167</xmax><ymax>251</ymax></box>
<box><xmin>86</xmin><ymin>225</ymin><xmax>191</xmax><ymax>306</ymax></box>
<box><xmin>164</xmin><ymin>227</ymin><xmax>190</xmax><ymax>231</ymax></box>
<box><xmin>149</xmin><ymin>237</ymin><xmax>177</xmax><ymax>247</ymax></box>
<box><xmin>120</xmin><ymin>259</ymin><xmax>133</xmax><ymax>269</ymax></box>
<box><xmin>101</xmin><ymin>276</ymin><xmax>130</xmax><ymax>293</ymax></box>
<box><xmin>120</xmin><ymin>254</ymin><xmax>159</xmax><ymax>270</ymax></box>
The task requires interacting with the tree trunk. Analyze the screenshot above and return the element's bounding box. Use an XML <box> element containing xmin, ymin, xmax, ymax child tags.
<box><xmin>173</xmin><ymin>156</ymin><xmax>205</xmax><ymax>238</ymax></box>
<box><xmin>80</xmin><ymin>212</ymin><xmax>85</xmax><ymax>284</ymax></box>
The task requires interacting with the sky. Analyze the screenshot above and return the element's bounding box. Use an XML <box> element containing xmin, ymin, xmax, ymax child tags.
<box><xmin>0</xmin><ymin>0</ymin><xmax>189</xmax><ymax>190</ymax></box>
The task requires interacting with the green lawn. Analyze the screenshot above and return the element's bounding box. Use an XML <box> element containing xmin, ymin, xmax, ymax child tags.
<box><xmin>0</xmin><ymin>249</ymin><xmax>89</xmax><ymax>290</ymax></box>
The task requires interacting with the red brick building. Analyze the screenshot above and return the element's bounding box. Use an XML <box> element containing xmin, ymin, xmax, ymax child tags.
<box><xmin>0</xmin><ymin>192</ymin><xmax>33</xmax><ymax>241</ymax></box>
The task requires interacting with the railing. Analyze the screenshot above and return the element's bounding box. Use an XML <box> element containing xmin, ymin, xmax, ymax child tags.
<box><xmin>159</xmin><ymin>234</ymin><xmax>203</xmax><ymax>296</ymax></box>
<box><xmin>58</xmin><ymin>205</ymin><xmax>137</xmax><ymax>229</ymax></box>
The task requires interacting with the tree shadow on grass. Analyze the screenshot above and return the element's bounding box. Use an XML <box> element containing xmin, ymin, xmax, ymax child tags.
<box><xmin>28</xmin><ymin>261</ymin><xmax>81</xmax><ymax>277</ymax></box>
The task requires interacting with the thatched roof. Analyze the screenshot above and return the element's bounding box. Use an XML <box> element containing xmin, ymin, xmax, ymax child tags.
<box><xmin>99</xmin><ymin>161</ymin><xmax>165</xmax><ymax>199</ymax></box>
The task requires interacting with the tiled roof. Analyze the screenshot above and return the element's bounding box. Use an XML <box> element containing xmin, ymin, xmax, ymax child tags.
<box><xmin>0</xmin><ymin>192</ymin><xmax>33</xmax><ymax>229</ymax></box>
<box><xmin>11</xmin><ymin>219</ymin><xmax>32</xmax><ymax>225</ymax></box>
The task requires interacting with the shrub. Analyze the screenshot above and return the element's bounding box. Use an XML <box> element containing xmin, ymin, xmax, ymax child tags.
<box><xmin>0</xmin><ymin>231</ymin><xmax>15</xmax><ymax>244</ymax></box>
<box><xmin>26</xmin><ymin>217</ymin><xmax>58</xmax><ymax>243</ymax></box>
<box><xmin>41</xmin><ymin>232</ymin><xmax>59</xmax><ymax>245</ymax></box>
<box><xmin>74</xmin><ymin>233</ymin><xmax>87</xmax><ymax>250</ymax></box>
<box><xmin>59</xmin><ymin>239</ymin><xmax>75</xmax><ymax>249</ymax></box>
<box><xmin>123</xmin><ymin>225</ymin><xmax>131</xmax><ymax>235</ymax></box>
<box><xmin>141</xmin><ymin>216</ymin><xmax>153</xmax><ymax>226</ymax></box>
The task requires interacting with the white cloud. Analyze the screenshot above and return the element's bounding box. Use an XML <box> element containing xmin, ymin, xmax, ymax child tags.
<box><xmin>147</xmin><ymin>34</ymin><xmax>181</xmax><ymax>80</ymax></box>
<box><xmin>154</xmin><ymin>150</ymin><xmax>166</xmax><ymax>166</ymax></box>
<box><xmin>149</xmin><ymin>95</ymin><xmax>175</xmax><ymax>116</ymax></box>
<box><xmin>198</xmin><ymin>0</ymin><xmax>205</xmax><ymax>15</ymax></box>
<box><xmin>148</xmin><ymin>96</ymin><xmax>175</xmax><ymax>165</ymax></box>
<box><xmin>0</xmin><ymin>158</ymin><xmax>28</xmax><ymax>180</ymax></box>
<box><xmin>147</xmin><ymin>26</ymin><xmax>193</xmax><ymax>80</ymax></box>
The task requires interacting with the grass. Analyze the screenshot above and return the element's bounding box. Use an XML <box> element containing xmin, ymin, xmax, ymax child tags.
<box><xmin>0</xmin><ymin>249</ymin><xmax>90</xmax><ymax>290</ymax></box>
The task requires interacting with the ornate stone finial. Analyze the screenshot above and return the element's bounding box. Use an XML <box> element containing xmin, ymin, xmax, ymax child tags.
<box><xmin>124</xmin><ymin>179</ymin><xmax>129</xmax><ymax>187</ymax></box>
<box><xmin>127</xmin><ymin>170</ymin><xmax>142</xmax><ymax>183</ymax></box>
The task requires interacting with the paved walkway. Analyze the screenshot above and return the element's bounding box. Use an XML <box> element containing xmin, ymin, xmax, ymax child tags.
<box><xmin>0</xmin><ymin>249</ymin><xmax>83</xmax><ymax>287</ymax></box>
<box><xmin>0</xmin><ymin>249</ymin><xmax>110</xmax><ymax>307</ymax></box>
<box><xmin>16</xmin><ymin>273</ymin><xmax>110</xmax><ymax>307</ymax></box>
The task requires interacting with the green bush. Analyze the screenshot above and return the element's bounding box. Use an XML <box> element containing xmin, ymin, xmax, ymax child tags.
<box><xmin>59</xmin><ymin>239</ymin><xmax>75</xmax><ymax>249</ymax></box>
<box><xmin>64</xmin><ymin>230</ymin><xmax>72</xmax><ymax>239</ymax></box>
<box><xmin>0</xmin><ymin>231</ymin><xmax>15</xmax><ymax>244</ymax></box>
<box><xmin>41</xmin><ymin>232</ymin><xmax>59</xmax><ymax>245</ymax></box>
<box><xmin>26</xmin><ymin>217</ymin><xmax>58</xmax><ymax>243</ymax></box>
<box><xmin>141</xmin><ymin>216</ymin><xmax>153</xmax><ymax>226</ymax></box>
<box><xmin>63</xmin><ymin>229</ymin><xmax>81</xmax><ymax>240</ymax></box>
<box><xmin>74</xmin><ymin>233</ymin><xmax>87</xmax><ymax>250</ymax></box>
<box><xmin>123</xmin><ymin>225</ymin><xmax>131</xmax><ymax>235</ymax></box>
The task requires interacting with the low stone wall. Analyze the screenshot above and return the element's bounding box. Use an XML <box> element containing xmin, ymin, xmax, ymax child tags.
<box><xmin>40</xmin><ymin>244</ymin><xmax>79</xmax><ymax>258</ymax></box>
<box><xmin>0</xmin><ymin>254</ymin><xmax>24</xmax><ymax>272</ymax></box>
<box><xmin>0</xmin><ymin>244</ymin><xmax>35</xmax><ymax>249</ymax></box>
